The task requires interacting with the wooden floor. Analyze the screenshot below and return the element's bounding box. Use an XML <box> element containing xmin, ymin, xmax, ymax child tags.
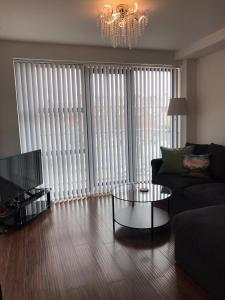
<box><xmin>0</xmin><ymin>197</ymin><xmax>212</xmax><ymax>300</ymax></box>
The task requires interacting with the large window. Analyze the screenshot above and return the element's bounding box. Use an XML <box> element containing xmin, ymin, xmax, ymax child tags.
<box><xmin>14</xmin><ymin>61</ymin><xmax>180</xmax><ymax>201</ymax></box>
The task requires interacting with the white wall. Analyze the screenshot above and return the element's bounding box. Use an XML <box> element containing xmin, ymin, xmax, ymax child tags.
<box><xmin>0</xmin><ymin>40</ymin><xmax>177</xmax><ymax>158</ymax></box>
<box><xmin>180</xmin><ymin>59</ymin><xmax>197</xmax><ymax>144</ymax></box>
<box><xmin>196</xmin><ymin>48</ymin><xmax>225</xmax><ymax>144</ymax></box>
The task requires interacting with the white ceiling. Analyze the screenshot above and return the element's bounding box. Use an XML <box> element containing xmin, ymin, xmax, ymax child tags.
<box><xmin>0</xmin><ymin>0</ymin><xmax>225</xmax><ymax>50</ymax></box>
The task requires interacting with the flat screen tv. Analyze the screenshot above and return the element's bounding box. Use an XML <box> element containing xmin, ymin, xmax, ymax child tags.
<box><xmin>0</xmin><ymin>150</ymin><xmax>43</xmax><ymax>205</ymax></box>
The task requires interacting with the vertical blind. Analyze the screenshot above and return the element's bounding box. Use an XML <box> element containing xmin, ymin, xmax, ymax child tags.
<box><xmin>87</xmin><ymin>65</ymin><xmax>129</xmax><ymax>195</ymax></box>
<box><xmin>15</xmin><ymin>63</ymin><xmax>88</xmax><ymax>200</ymax></box>
<box><xmin>14</xmin><ymin>61</ymin><xmax>180</xmax><ymax>201</ymax></box>
<box><xmin>132</xmin><ymin>68</ymin><xmax>174</xmax><ymax>182</ymax></box>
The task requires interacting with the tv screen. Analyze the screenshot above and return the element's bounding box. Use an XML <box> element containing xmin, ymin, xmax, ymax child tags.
<box><xmin>0</xmin><ymin>150</ymin><xmax>43</xmax><ymax>205</ymax></box>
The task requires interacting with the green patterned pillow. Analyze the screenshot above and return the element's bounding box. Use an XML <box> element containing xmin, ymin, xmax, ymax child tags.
<box><xmin>183</xmin><ymin>154</ymin><xmax>210</xmax><ymax>177</ymax></box>
<box><xmin>159</xmin><ymin>146</ymin><xmax>194</xmax><ymax>174</ymax></box>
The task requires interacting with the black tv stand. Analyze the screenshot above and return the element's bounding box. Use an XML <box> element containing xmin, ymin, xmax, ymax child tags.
<box><xmin>0</xmin><ymin>188</ymin><xmax>51</xmax><ymax>228</ymax></box>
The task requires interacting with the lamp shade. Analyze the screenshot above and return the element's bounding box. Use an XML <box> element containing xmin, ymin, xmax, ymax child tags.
<box><xmin>167</xmin><ymin>98</ymin><xmax>188</xmax><ymax>116</ymax></box>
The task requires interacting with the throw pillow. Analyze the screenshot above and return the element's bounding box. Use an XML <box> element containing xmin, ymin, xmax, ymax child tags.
<box><xmin>183</xmin><ymin>154</ymin><xmax>210</xmax><ymax>177</ymax></box>
<box><xmin>159</xmin><ymin>146</ymin><xmax>194</xmax><ymax>174</ymax></box>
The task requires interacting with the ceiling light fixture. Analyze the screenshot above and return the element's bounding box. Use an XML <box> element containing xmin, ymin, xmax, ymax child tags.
<box><xmin>98</xmin><ymin>2</ymin><xmax>148</xmax><ymax>49</ymax></box>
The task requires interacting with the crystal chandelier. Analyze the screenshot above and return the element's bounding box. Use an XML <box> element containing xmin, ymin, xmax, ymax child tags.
<box><xmin>98</xmin><ymin>2</ymin><xmax>148</xmax><ymax>49</ymax></box>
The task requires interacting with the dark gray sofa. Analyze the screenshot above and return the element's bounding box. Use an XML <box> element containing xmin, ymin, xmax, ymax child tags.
<box><xmin>151</xmin><ymin>143</ymin><xmax>225</xmax><ymax>213</ymax></box>
<box><xmin>173</xmin><ymin>205</ymin><xmax>225</xmax><ymax>299</ymax></box>
<box><xmin>152</xmin><ymin>143</ymin><xmax>225</xmax><ymax>299</ymax></box>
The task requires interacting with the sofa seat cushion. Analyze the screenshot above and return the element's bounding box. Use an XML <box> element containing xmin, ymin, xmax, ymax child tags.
<box><xmin>173</xmin><ymin>205</ymin><xmax>225</xmax><ymax>273</ymax></box>
<box><xmin>184</xmin><ymin>182</ymin><xmax>225</xmax><ymax>208</ymax></box>
<box><xmin>153</xmin><ymin>173</ymin><xmax>213</xmax><ymax>195</ymax></box>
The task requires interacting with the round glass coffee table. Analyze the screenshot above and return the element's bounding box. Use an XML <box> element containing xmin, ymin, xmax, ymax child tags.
<box><xmin>111</xmin><ymin>182</ymin><xmax>172</xmax><ymax>238</ymax></box>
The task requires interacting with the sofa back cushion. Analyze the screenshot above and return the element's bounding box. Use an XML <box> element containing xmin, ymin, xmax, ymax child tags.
<box><xmin>209</xmin><ymin>143</ymin><xmax>225</xmax><ymax>181</ymax></box>
<box><xmin>186</xmin><ymin>142</ymin><xmax>210</xmax><ymax>155</ymax></box>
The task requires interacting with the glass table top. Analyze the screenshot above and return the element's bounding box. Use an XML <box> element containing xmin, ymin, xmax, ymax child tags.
<box><xmin>112</xmin><ymin>182</ymin><xmax>172</xmax><ymax>203</ymax></box>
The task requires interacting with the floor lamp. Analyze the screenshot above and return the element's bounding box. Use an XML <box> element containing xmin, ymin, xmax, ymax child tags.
<box><xmin>167</xmin><ymin>98</ymin><xmax>188</xmax><ymax>148</ymax></box>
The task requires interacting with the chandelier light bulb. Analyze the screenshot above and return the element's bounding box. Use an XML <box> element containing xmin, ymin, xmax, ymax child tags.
<box><xmin>98</xmin><ymin>2</ymin><xmax>149</xmax><ymax>49</ymax></box>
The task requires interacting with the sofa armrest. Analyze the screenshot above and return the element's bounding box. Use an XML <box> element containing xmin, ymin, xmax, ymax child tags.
<box><xmin>151</xmin><ymin>158</ymin><xmax>163</xmax><ymax>181</ymax></box>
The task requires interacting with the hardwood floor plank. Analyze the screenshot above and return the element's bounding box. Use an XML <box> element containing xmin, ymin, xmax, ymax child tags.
<box><xmin>104</xmin><ymin>241</ymin><xmax>163</xmax><ymax>299</ymax></box>
<box><xmin>3</xmin><ymin>229</ymin><xmax>26</xmax><ymax>300</ymax></box>
<box><xmin>84</xmin><ymin>244</ymin><xmax>124</xmax><ymax>283</ymax></box>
